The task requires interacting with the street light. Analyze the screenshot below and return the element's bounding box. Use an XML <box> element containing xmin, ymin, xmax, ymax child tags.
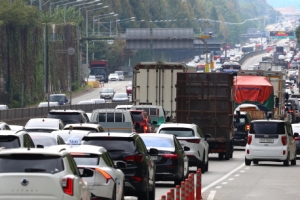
<box><xmin>116</xmin><ymin>17</ymin><xmax>135</xmax><ymax>36</ymax></box>
<box><xmin>61</xmin><ymin>0</ymin><xmax>86</xmax><ymax>23</ymax></box>
<box><xmin>93</xmin><ymin>13</ymin><xmax>118</xmax><ymax>36</ymax></box>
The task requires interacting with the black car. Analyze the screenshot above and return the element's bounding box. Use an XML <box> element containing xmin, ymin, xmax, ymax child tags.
<box><xmin>285</xmin><ymin>103</ymin><xmax>297</xmax><ymax>123</ymax></box>
<box><xmin>47</xmin><ymin>109</ymin><xmax>90</xmax><ymax>125</ymax></box>
<box><xmin>292</xmin><ymin>124</ymin><xmax>300</xmax><ymax>155</ymax></box>
<box><xmin>140</xmin><ymin>134</ymin><xmax>189</xmax><ymax>186</ymax></box>
<box><xmin>81</xmin><ymin>132</ymin><xmax>156</xmax><ymax>200</ymax></box>
<box><xmin>233</xmin><ymin>111</ymin><xmax>252</xmax><ymax>146</ymax></box>
<box><xmin>48</xmin><ymin>94</ymin><xmax>69</xmax><ymax>105</ymax></box>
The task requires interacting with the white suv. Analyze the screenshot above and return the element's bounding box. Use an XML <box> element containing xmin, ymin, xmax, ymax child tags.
<box><xmin>115</xmin><ymin>71</ymin><xmax>124</xmax><ymax>81</ymax></box>
<box><xmin>0</xmin><ymin>146</ymin><xmax>91</xmax><ymax>199</ymax></box>
<box><xmin>0</xmin><ymin>130</ymin><xmax>35</xmax><ymax>149</ymax></box>
<box><xmin>245</xmin><ymin>120</ymin><xmax>297</xmax><ymax>166</ymax></box>
<box><xmin>157</xmin><ymin>123</ymin><xmax>209</xmax><ymax>173</ymax></box>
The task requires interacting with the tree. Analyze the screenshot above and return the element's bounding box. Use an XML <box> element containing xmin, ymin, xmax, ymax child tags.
<box><xmin>51</xmin><ymin>6</ymin><xmax>83</xmax><ymax>25</ymax></box>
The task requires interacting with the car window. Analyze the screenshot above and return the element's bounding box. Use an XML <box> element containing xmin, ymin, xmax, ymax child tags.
<box><xmin>101</xmin><ymin>152</ymin><xmax>114</xmax><ymax>168</ymax></box>
<box><xmin>0</xmin><ymin>154</ymin><xmax>64</xmax><ymax>173</ymax></box>
<box><xmin>30</xmin><ymin>135</ymin><xmax>57</xmax><ymax>147</ymax></box>
<box><xmin>0</xmin><ymin>136</ymin><xmax>20</xmax><ymax>148</ymax></box>
<box><xmin>66</xmin><ymin>155</ymin><xmax>80</xmax><ymax>176</ymax></box>
<box><xmin>131</xmin><ymin>112</ymin><xmax>143</xmax><ymax>122</ymax></box>
<box><xmin>82</xmin><ymin>137</ymin><xmax>136</xmax><ymax>152</ymax></box>
<box><xmin>159</xmin><ymin>128</ymin><xmax>194</xmax><ymax>137</ymax></box>
<box><xmin>71</xmin><ymin>153</ymin><xmax>100</xmax><ymax>166</ymax></box>
<box><xmin>196</xmin><ymin>126</ymin><xmax>204</xmax><ymax>137</ymax></box>
<box><xmin>47</xmin><ymin>113</ymin><xmax>82</xmax><ymax>124</ymax></box>
<box><xmin>250</xmin><ymin>122</ymin><xmax>285</xmax><ymax>134</ymax></box>
<box><xmin>98</xmin><ymin>113</ymin><xmax>124</xmax><ymax>122</ymax></box>
<box><xmin>141</xmin><ymin>136</ymin><xmax>174</xmax><ymax>148</ymax></box>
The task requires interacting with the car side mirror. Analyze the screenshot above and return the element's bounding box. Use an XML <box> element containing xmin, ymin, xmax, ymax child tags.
<box><xmin>294</xmin><ymin>132</ymin><xmax>299</xmax><ymax>138</ymax></box>
<box><xmin>148</xmin><ymin>148</ymin><xmax>158</xmax><ymax>155</ymax></box>
<box><xmin>115</xmin><ymin>161</ymin><xmax>127</xmax><ymax>169</ymax></box>
<box><xmin>166</xmin><ymin>116</ymin><xmax>171</xmax><ymax>122</ymax></box>
<box><xmin>205</xmin><ymin>133</ymin><xmax>212</xmax><ymax>140</ymax></box>
<box><xmin>183</xmin><ymin>146</ymin><xmax>190</xmax><ymax>151</ymax></box>
<box><xmin>36</xmin><ymin>144</ymin><xmax>44</xmax><ymax>148</ymax></box>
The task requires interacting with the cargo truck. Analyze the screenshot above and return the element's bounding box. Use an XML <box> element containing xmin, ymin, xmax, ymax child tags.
<box><xmin>176</xmin><ymin>73</ymin><xmax>234</xmax><ymax>160</ymax></box>
<box><xmin>132</xmin><ymin>62</ymin><xmax>190</xmax><ymax>121</ymax></box>
<box><xmin>89</xmin><ymin>60</ymin><xmax>109</xmax><ymax>83</ymax></box>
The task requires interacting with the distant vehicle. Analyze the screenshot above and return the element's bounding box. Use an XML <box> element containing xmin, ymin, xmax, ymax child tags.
<box><xmin>38</xmin><ymin>102</ymin><xmax>60</xmax><ymax>107</ymax></box>
<box><xmin>220</xmin><ymin>61</ymin><xmax>241</xmax><ymax>73</ymax></box>
<box><xmin>0</xmin><ymin>105</ymin><xmax>9</xmax><ymax>110</ymax></box>
<box><xmin>28</xmin><ymin>132</ymin><xmax>66</xmax><ymax>147</ymax></box>
<box><xmin>91</xmin><ymin>98</ymin><xmax>105</xmax><ymax>104</ymax></box>
<box><xmin>48</xmin><ymin>94</ymin><xmax>69</xmax><ymax>106</ymax></box>
<box><xmin>245</xmin><ymin>120</ymin><xmax>297</xmax><ymax>166</ymax></box>
<box><xmin>112</xmin><ymin>93</ymin><xmax>129</xmax><ymax>103</ymax></box>
<box><xmin>77</xmin><ymin>100</ymin><xmax>96</xmax><ymax>105</ymax></box>
<box><xmin>129</xmin><ymin>110</ymin><xmax>155</xmax><ymax>133</ymax></box>
<box><xmin>47</xmin><ymin>110</ymin><xmax>90</xmax><ymax>125</ymax></box>
<box><xmin>52</xmin><ymin>130</ymin><xmax>91</xmax><ymax>145</ymax></box>
<box><xmin>0</xmin><ymin>122</ymin><xmax>11</xmax><ymax>130</ymax></box>
<box><xmin>89</xmin><ymin>60</ymin><xmax>109</xmax><ymax>83</ymax></box>
<box><xmin>25</xmin><ymin>118</ymin><xmax>64</xmax><ymax>133</ymax></box>
<box><xmin>126</xmin><ymin>82</ymin><xmax>132</xmax><ymax>95</ymax></box>
<box><xmin>115</xmin><ymin>71</ymin><xmax>125</xmax><ymax>81</ymax></box>
<box><xmin>108</xmin><ymin>73</ymin><xmax>119</xmax><ymax>81</ymax></box>
<box><xmin>0</xmin><ymin>146</ymin><xmax>91</xmax><ymax>199</ymax></box>
<box><xmin>0</xmin><ymin>130</ymin><xmax>35</xmax><ymax>149</ymax></box>
<box><xmin>100</xmin><ymin>88</ymin><xmax>115</xmax><ymax>99</ymax></box>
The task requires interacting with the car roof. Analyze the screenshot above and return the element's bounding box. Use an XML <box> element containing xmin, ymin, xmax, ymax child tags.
<box><xmin>0</xmin><ymin>130</ymin><xmax>27</xmax><ymax>136</ymax></box>
<box><xmin>83</xmin><ymin>132</ymin><xmax>137</xmax><ymax>138</ymax></box>
<box><xmin>49</xmin><ymin>109</ymin><xmax>84</xmax><ymax>113</ymax></box>
<box><xmin>64</xmin><ymin>123</ymin><xmax>102</xmax><ymax>129</ymax></box>
<box><xmin>139</xmin><ymin>133</ymin><xmax>174</xmax><ymax>139</ymax></box>
<box><xmin>158</xmin><ymin>123</ymin><xmax>195</xmax><ymax>129</ymax></box>
<box><xmin>0</xmin><ymin>146</ymin><xmax>69</xmax><ymax>156</ymax></box>
<box><xmin>251</xmin><ymin>120</ymin><xmax>284</xmax><ymax>123</ymax></box>
<box><xmin>61</xmin><ymin>144</ymin><xmax>106</xmax><ymax>154</ymax></box>
<box><xmin>27</xmin><ymin>118</ymin><xmax>61</xmax><ymax>123</ymax></box>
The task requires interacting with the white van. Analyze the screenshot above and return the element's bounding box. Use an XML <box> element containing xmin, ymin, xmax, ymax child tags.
<box><xmin>90</xmin><ymin>109</ymin><xmax>134</xmax><ymax>133</ymax></box>
<box><xmin>114</xmin><ymin>71</ymin><xmax>124</xmax><ymax>81</ymax></box>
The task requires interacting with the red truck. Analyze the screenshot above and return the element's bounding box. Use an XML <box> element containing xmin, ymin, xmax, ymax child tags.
<box><xmin>89</xmin><ymin>60</ymin><xmax>109</xmax><ymax>83</ymax></box>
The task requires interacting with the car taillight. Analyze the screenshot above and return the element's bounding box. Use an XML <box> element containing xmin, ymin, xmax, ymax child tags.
<box><xmin>281</xmin><ymin>136</ymin><xmax>287</xmax><ymax>146</ymax></box>
<box><xmin>95</xmin><ymin>168</ymin><xmax>112</xmax><ymax>183</ymax></box>
<box><xmin>245</xmin><ymin>124</ymin><xmax>250</xmax><ymax>131</ymax></box>
<box><xmin>162</xmin><ymin>154</ymin><xmax>179</xmax><ymax>159</ymax></box>
<box><xmin>124</xmin><ymin>154</ymin><xmax>144</xmax><ymax>163</ymax></box>
<box><xmin>289</xmin><ymin>110</ymin><xmax>294</xmax><ymax>113</ymax></box>
<box><xmin>130</xmin><ymin>176</ymin><xmax>143</xmax><ymax>182</ymax></box>
<box><xmin>184</xmin><ymin>139</ymin><xmax>200</xmax><ymax>143</ymax></box>
<box><xmin>60</xmin><ymin>176</ymin><xmax>74</xmax><ymax>196</ymax></box>
<box><xmin>247</xmin><ymin>135</ymin><xmax>252</xmax><ymax>145</ymax></box>
<box><xmin>294</xmin><ymin>137</ymin><xmax>300</xmax><ymax>141</ymax></box>
<box><xmin>143</xmin><ymin>126</ymin><xmax>148</xmax><ymax>132</ymax></box>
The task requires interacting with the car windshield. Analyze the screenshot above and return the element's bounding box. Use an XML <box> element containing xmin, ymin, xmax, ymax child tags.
<box><xmin>234</xmin><ymin>116</ymin><xmax>246</xmax><ymax>125</ymax></box>
<box><xmin>131</xmin><ymin>112</ymin><xmax>143</xmax><ymax>122</ymax></box>
<box><xmin>47</xmin><ymin>113</ymin><xmax>82</xmax><ymax>124</ymax></box>
<box><xmin>159</xmin><ymin>128</ymin><xmax>194</xmax><ymax>137</ymax></box>
<box><xmin>30</xmin><ymin>135</ymin><xmax>57</xmax><ymax>147</ymax></box>
<box><xmin>64</xmin><ymin>127</ymin><xmax>100</xmax><ymax>133</ymax></box>
<box><xmin>110</xmin><ymin>74</ymin><xmax>118</xmax><ymax>76</ymax></box>
<box><xmin>82</xmin><ymin>137</ymin><xmax>136</xmax><ymax>152</ymax></box>
<box><xmin>0</xmin><ymin>154</ymin><xmax>64</xmax><ymax>173</ymax></box>
<box><xmin>115</xmin><ymin>71</ymin><xmax>123</xmax><ymax>76</ymax></box>
<box><xmin>49</xmin><ymin>95</ymin><xmax>65</xmax><ymax>102</ymax></box>
<box><xmin>141</xmin><ymin>137</ymin><xmax>174</xmax><ymax>148</ymax></box>
<box><xmin>25</xmin><ymin>120</ymin><xmax>58</xmax><ymax>129</ymax></box>
<box><xmin>0</xmin><ymin>136</ymin><xmax>20</xmax><ymax>148</ymax></box>
<box><xmin>250</xmin><ymin>122</ymin><xmax>285</xmax><ymax>134</ymax></box>
<box><xmin>102</xmin><ymin>88</ymin><xmax>113</xmax><ymax>93</ymax></box>
<box><xmin>71</xmin><ymin>153</ymin><xmax>100</xmax><ymax>166</ymax></box>
<box><xmin>114</xmin><ymin>93</ymin><xmax>127</xmax><ymax>98</ymax></box>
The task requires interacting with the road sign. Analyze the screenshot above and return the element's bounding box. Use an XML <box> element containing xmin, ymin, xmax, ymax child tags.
<box><xmin>200</xmin><ymin>35</ymin><xmax>211</xmax><ymax>39</ymax></box>
<box><xmin>67</xmin><ymin>47</ymin><xmax>75</xmax><ymax>55</ymax></box>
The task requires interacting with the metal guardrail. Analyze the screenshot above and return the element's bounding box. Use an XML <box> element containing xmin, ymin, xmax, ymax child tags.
<box><xmin>0</xmin><ymin>102</ymin><xmax>131</xmax><ymax>125</ymax></box>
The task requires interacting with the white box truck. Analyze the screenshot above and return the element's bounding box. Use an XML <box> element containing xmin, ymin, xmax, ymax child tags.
<box><xmin>132</xmin><ymin>62</ymin><xmax>189</xmax><ymax>121</ymax></box>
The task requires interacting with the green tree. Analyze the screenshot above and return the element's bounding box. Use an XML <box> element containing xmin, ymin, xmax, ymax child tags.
<box><xmin>51</xmin><ymin>6</ymin><xmax>83</xmax><ymax>25</ymax></box>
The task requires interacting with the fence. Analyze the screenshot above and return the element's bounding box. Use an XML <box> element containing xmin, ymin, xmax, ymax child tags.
<box><xmin>0</xmin><ymin>102</ymin><xmax>131</xmax><ymax>125</ymax></box>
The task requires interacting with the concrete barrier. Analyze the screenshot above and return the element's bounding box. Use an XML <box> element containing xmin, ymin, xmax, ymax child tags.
<box><xmin>238</xmin><ymin>49</ymin><xmax>267</xmax><ymax>66</ymax></box>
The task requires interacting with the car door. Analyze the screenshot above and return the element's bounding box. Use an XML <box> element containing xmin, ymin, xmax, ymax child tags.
<box><xmin>196</xmin><ymin>126</ymin><xmax>208</xmax><ymax>160</ymax></box>
<box><xmin>174</xmin><ymin>136</ymin><xmax>189</xmax><ymax>177</ymax></box>
<box><xmin>286</xmin><ymin>122</ymin><xmax>296</xmax><ymax>159</ymax></box>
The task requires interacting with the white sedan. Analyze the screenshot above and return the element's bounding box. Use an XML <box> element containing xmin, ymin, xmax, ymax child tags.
<box><xmin>66</xmin><ymin>145</ymin><xmax>125</xmax><ymax>200</ymax></box>
<box><xmin>108</xmin><ymin>73</ymin><xmax>119</xmax><ymax>81</ymax></box>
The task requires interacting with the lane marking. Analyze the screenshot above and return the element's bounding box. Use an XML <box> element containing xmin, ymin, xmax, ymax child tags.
<box><xmin>240</xmin><ymin>170</ymin><xmax>245</xmax><ymax>173</ymax></box>
<box><xmin>245</xmin><ymin>167</ymin><xmax>250</xmax><ymax>169</ymax></box>
<box><xmin>228</xmin><ymin>178</ymin><xmax>234</xmax><ymax>181</ymax></box>
<box><xmin>202</xmin><ymin>163</ymin><xmax>245</xmax><ymax>192</ymax></box>
<box><xmin>235</xmin><ymin>174</ymin><xmax>240</xmax><ymax>177</ymax></box>
<box><xmin>215</xmin><ymin>186</ymin><xmax>222</xmax><ymax>189</ymax></box>
<box><xmin>207</xmin><ymin>191</ymin><xmax>216</xmax><ymax>200</ymax></box>
<box><xmin>222</xmin><ymin>182</ymin><xmax>228</xmax><ymax>185</ymax></box>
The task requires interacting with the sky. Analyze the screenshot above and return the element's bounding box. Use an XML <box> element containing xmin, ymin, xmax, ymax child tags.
<box><xmin>266</xmin><ymin>0</ymin><xmax>300</xmax><ymax>9</ymax></box>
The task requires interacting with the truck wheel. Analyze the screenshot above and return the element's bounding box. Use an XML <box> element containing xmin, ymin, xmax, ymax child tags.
<box><xmin>225</xmin><ymin>151</ymin><xmax>230</xmax><ymax>160</ymax></box>
<box><xmin>218</xmin><ymin>153</ymin><xmax>224</xmax><ymax>160</ymax></box>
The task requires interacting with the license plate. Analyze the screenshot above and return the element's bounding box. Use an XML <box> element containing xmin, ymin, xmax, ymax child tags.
<box><xmin>259</xmin><ymin>139</ymin><xmax>274</xmax><ymax>143</ymax></box>
<box><xmin>150</xmin><ymin>156</ymin><xmax>158</xmax><ymax>161</ymax></box>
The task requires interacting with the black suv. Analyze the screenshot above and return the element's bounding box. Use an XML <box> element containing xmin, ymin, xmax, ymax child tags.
<box><xmin>81</xmin><ymin>132</ymin><xmax>157</xmax><ymax>200</ymax></box>
<box><xmin>49</xmin><ymin>94</ymin><xmax>69</xmax><ymax>105</ymax></box>
<box><xmin>233</xmin><ymin>111</ymin><xmax>252</xmax><ymax>146</ymax></box>
<box><xmin>47</xmin><ymin>109</ymin><xmax>90</xmax><ymax>125</ymax></box>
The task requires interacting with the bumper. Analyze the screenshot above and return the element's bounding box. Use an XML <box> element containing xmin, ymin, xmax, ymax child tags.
<box><xmin>90</xmin><ymin>181</ymin><xmax>114</xmax><ymax>199</ymax></box>
<box><xmin>186</xmin><ymin>155</ymin><xmax>201</xmax><ymax>166</ymax></box>
<box><xmin>124</xmin><ymin>179</ymin><xmax>148</xmax><ymax>195</ymax></box>
<box><xmin>155</xmin><ymin>165</ymin><xmax>180</xmax><ymax>181</ymax></box>
<box><xmin>233</xmin><ymin>138</ymin><xmax>247</xmax><ymax>146</ymax></box>
<box><xmin>245</xmin><ymin>147</ymin><xmax>287</xmax><ymax>161</ymax></box>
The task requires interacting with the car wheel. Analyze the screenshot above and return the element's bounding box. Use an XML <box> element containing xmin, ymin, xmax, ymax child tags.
<box><xmin>253</xmin><ymin>160</ymin><xmax>259</xmax><ymax>165</ymax></box>
<box><xmin>174</xmin><ymin>168</ymin><xmax>184</xmax><ymax>186</ymax></box>
<box><xmin>137</xmin><ymin>177</ymin><xmax>149</xmax><ymax>200</ymax></box>
<box><xmin>245</xmin><ymin>157</ymin><xmax>251</xmax><ymax>166</ymax></box>
<box><xmin>205</xmin><ymin>159</ymin><xmax>209</xmax><ymax>172</ymax></box>
<box><xmin>283</xmin><ymin>153</ymin><xmax>290</xmax><ymax>166</ymax></box>
<box><xmin>291</xmin><ymin>153</ymin><xmax>296</xmax><ymax>166</ymax></box>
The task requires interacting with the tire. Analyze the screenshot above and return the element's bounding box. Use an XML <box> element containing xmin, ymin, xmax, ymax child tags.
<box><xmin>253</xmin><ymin>160</ymin><xmax>259</xmax><ymax>165</ymax></box>
<box><xmin>205</xmin><ymin>159</ymin><xmax>209</xmax><ymax>172</ymax></box>
<box><xmin>218</xmin><ymin>153</ymin><xmax>224</xmax><ymax>160</ymax></box>
<box><xmin>137</xmin><ymin>178</ymin><xmax>149</xmax><ymax>200</ymax></box>
<box><xmin>283</xmin><ymin>153</ymin><xmax>290</xmax><ymax>166</ymax></box>
<box><xmin>245</xmin><ymin>157</ymin><xmax>251</xmax><ymax>166</ymax></box>
<box><xmin>291</xmin><ymin>153</ymin><xmax>296</xmax><ymax>166</ymax></box>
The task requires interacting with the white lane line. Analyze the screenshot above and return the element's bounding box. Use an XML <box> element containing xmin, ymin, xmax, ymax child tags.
<box><xmin>215</xmin><ymin>186</ymin><xmax>222</xmax><ymax>189</ymax></box>
<box><xmin>202</xmin><ymin>163</ymin><xmax>245</xmax><ymax>192</ymax></box>
<box><xmin>240</xmin><ymin>170</ymin><xmax>245</xmax><ymax>173</ymax></box>
<box><xmin>222</xmin><ymin>182</ymin><xmax>228</xmax><ymax>185</ymax></box>
<box><xmin>245</xmin><ymin>167</ymin><xmax>250</xmax><ymax>169</ymax></box>
<box><xmin>228</xmin><ymin>178</ymin><xmax>234</xmax><ymax>181</ymax></box>
<box><xmin>235</xmin><ymin>174</ymin><xmax>240</xmax><ymax>177</ymax></box>
<box><xmin>207</xmin><ymin>190</ymin><xmax>216</xmax><ymax>200</ymax></box>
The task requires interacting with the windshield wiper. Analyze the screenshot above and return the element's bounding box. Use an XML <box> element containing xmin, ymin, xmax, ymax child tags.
<box><xmin>25</xmin><ymin>168</ymin><xmax>46</xmax><ymax>172</ymax></box>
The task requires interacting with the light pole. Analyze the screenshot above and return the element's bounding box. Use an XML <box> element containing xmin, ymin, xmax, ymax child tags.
<box><xmin>93</xmin><ymin>12</ymin><xmax>115</xmax><ymax>35</ymax></box>
<box><xmin>60</xmin><ymin>0</ymin><xmax>90</xmax><ymax>24</ymax></box>
<box><xmin>115</xmin><ymin>17</ymin><xmax>135</xmax><ymax>36</ymax></box>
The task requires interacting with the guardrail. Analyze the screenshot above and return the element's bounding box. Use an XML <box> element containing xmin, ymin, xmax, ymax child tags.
<box><xmin>159</xmin><ymin>168</ymin><xmax>202</xmax><ymax>200</ymax></box>
<box><xmin>0</xmin><ymin>102</ymin><xmax>131</xmax><ymax>125</ymax></box>
<box><xmin>238</xmin><ymin>49</ymin><xmax>267</xmax><ymax>65</ymax></box>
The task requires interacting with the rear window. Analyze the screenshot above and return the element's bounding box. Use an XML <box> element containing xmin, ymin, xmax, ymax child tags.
<box><xmin>0</xmin><ymin>154</ymin><xmax>64</xmax><ymax>173</ymax></box>
<box><xmin>250</xmin><ymin>122</ymin><xmax>285</xmax><ymax>134</ymax></box>
<box><xmin>82</xmin><ymin>137</ymin><xmax>136</xmax><ymax>152</ymax></box>
<box><xmin>159</xmin><ymin>128</ymin><xmax>194</xmax><ymax>137</ymax></box>
<box><xmin>71</xmin><ymin>153</ymin><xmax>100</xmax><ymax>165</ymax></box>
<box><xmin>234</xmin><ymin>116</ymin><xmax>247</xmax><ymax>124</ymax></box>
<box><xmin>30</xmin><ymin>135</ymin><xmax>57</xmax><ymax>147</ymax></box>
<box><xmin>98</xmin><ymin>113</ymin><xmax>124</xmax><ymax>122</ymax></box>
<box><xmin>0</xmin><ymin>136</ymin><xmax>20</xmax><ymax>148</ymax></box>
<box><xmin>25</xmin><ymin>120</ymin><xmax>58</xmax><ymax>129</ymax></box>
<box><xmin>131</xmin><ymin>112</ymin><xmax>143</xmax><ymax>122</ymax></box>
<box><xmin>141</xmin><ymin>137</ymin><xmax>174</xmax><ymax>148</ymax></box>
<box><xmin>47</xmin><ymin>113</ymin><xmax>82</xmax><ymax>124</ymax></box>
<box><xmin>135</xmin><ymin>108</ymin><xmax>159</xmax><ymax>116</ymax></box>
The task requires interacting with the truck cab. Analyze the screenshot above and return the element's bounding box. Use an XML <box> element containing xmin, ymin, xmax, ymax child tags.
<box><xmin>233</xmin><ymin>111</ymin><xmax>252</xmax><ymax>146</ymax></box>
<box><xmin>89</xmin><ymin>60</ymin><xmax>109</xmax><ymax>83</ymax></box>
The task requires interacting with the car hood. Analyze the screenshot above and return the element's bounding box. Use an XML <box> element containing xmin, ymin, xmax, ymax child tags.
<box><xmin>113</xmin><ymin>98</ymin><xmax>128</xmax><ymax>100</ymax></box>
